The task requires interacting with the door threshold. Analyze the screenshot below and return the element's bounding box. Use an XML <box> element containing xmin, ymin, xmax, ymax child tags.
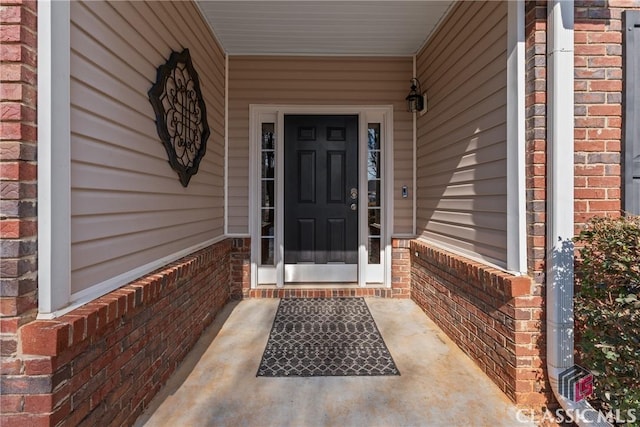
<box><xmin>257</xmin><ymin>283</ymin><xmax>388</xmax><ymax>289</ymax></box>
<box><xmin>246</xmin><ymin>284</ymin><xmax>394</xmax><ymax>299</ymax></box>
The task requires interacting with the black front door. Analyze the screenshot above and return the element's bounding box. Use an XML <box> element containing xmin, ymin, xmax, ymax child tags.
<box><xmin>284</xmin><ymin>115</ymin><xmax>359</xmax><ymax>282</ymax></box>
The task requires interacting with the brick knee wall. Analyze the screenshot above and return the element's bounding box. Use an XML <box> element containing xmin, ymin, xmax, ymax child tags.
<box><xmin>231</xmin><ymin>238</ymin><xmax>250</xmax><ymax>299</ymax></box>
<box><xmin>1</xmin><ymin>240</ymin><xmax>232</xmax><ymax>427</ymax></box>
<box><xmin>390</xmin><ymin>239</ymin><xmax>411</xmax><ymax>298</ymax></box>
<box><xmin>410</xmin><ymin>240</ymin><xmax>548</xmax><ymax>406</ymax></box>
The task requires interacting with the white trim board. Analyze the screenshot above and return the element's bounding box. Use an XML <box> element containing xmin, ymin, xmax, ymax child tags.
<box><xmin>38</xmin><ymin>1</ymin><xmax>71</xmax><ymax>315</ymax></box>
<box><xmin>39</xmin><ymin>236</ymin><xmax>227</xmax><ymax>319</ymax></box>
<box><xmin>506</xmin><ymin>0</ymin><xmax>527</xmax><ymax>274</ymax></box>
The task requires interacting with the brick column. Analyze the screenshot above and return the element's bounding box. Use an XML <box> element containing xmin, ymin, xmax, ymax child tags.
<box><xmin>573</xmin><ymin>0</ymin><xmax>640</xmax><ymax>226</ymax></box>
<box><xmin>231</xmin><ymin>237</ymin><xmax>250</xmax><ymax>299</ymax></box>
<box><xmin>0</xmin><ymin>0</ymin><xmax>38</xmax><ymax>359</ymax></box>
<box><xmin>522</xmin><ymin>0</ymin><xmax>549</xmax><ymax>407</ymax></box>
<box><xmin>391</xmin><ymin>238</ymin><xmax>410</xmax><ymax>298</ymax></box>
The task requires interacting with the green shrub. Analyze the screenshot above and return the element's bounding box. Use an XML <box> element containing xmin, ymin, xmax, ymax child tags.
<box><xmin>574</xmin><ymin>215</ymin><xmax>640</xmax><ymax>423</ymax></box>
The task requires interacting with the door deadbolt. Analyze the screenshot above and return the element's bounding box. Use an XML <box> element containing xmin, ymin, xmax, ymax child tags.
<box><xmin>350</xmin><ymin>188</ymin><xmax>358</xmax><ymax>200</ymax></box>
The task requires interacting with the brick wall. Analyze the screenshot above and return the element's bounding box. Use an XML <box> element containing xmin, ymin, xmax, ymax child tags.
<box><xmin>410</xmin><ymin>240</ymin><xmax>546</xmax><ymax>406</ymax></box>
<box><xmin>525</xmin><ymin>0</ymin><xmax>547</xmax><ymax>286</ymax></box>
<box><xmin>0</xmin><ymin>0</ymin><xmax>38</xmax><ymax>376</ymax></box>
<box><xmin>1</xmin><ymin>240</ymin><xmax>232</xmax><ymax>427</ymax></box>
<box><xmin>523</xmin><ymin>0</ymin><xmax>552</xmax><ymax>408</ymax></box>
<box><xmin>231</xmin><ymin>238</ymin><xmax>250</xmax><ymax>299</ymax></box>
<box><xmin>390</xmin><ymin>238</ymin><xmax>411</xmax><ymax>298</ymax></box>
<box><xmin>574</xmin><ymin>0</ymin><xmax>640</xmax><ymax>225</ymax></box>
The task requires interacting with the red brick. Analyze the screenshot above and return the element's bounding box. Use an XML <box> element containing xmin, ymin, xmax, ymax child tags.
<box><xmin>575</xmin><ymin>21</ymin><xmax>606</xmax><ymax>31</ymax></box>
<box><xmin>0</xmin><ymin>161</ymin><xmax>36</xmax><ymax>180</ymax></box>
<box><xmin>575</xmin><ymin>200</ymin><xmax>588</xmax><ymax>212</ymax></box>
<box><xmin>606</xmin><ymin>140</ymin><xmax>621</xmax><ymax>151</ymax></box>
<box><xmin>0</xmin><ymin>414</ymin><xmax>50</xmax><ymax>427</ymax></box>
<box><xmin>0</xmin><ymin>162</ymin><xmax>19</xmax><ymax>179</ymax></box>
<box><xmin>0</xmin><ymin>219</ymin><xmax>36</xmax><ymax>238</ymax></box>
<box><xmin>575</xmin><ymin>164</ymin><xmax>605</xmax><ymax>176</ymax></box>
<box><xmin>0</xmin><ymin>24</ymin><xmax>20</xmax><ymax>42</ymax></box>
<box><xmin>587</xmin><ymin>176</ymin><xmax>620</xmax><ymax>186</ymax></box>
<box><xmin>0</xmin><ymin>395</ymin><xmax>23</xmax><ymax>413</ymax></box>
<box><xmin>588</xmin><ymin>104</ymin><xmax>621</xmax><ymax>116</ymax></box>
<box><xmin>0</xmin><ymin>297</ymin><xmax>17</xmax><ymax>317</ymax></box>
<box><xmin>514</xmin><ymin>332</ymin><xmax>533</xmax><ymax>345</ymax></box>
<box><xmin>49</xmin><ymin>399</ymin><xmax>71</xmax><ymax>426</ymax></box>
<box><xmin>509</xmin><ymin>277</ymin><xmax>532</xmax><ymax>297</ymax></box>
<box><xmin>607</xmin><ymin>116</ymin><xmax>622</xmax><ymax>128</ymax></box>
<box><xmin>515</xmin><ymin>391</ymin><xmax>549</xmax><ymax>406</ymax></box>
<box><xmin>575</xmin><ymin>44</ymin><xmax>606</xmax><ymax>55</ymax></box>
<box><xmin>607</xmin><ymin>188</ymin><xmax>621</xmax><ymax>199</ymax></box>
<box><xmin>609</xmin><ymin>0</ymin><xmax>640</xmax><ymax>6</ymax></box>
<box><xmin>575</xmin><ymin>188</ymin><xmax>606</xmax><ymax>199</ymax></box>
<box><xmin>20</xmin><ymin>321</ymin><xmax>71</xmax><ymax>356</ymax></box>
<box><xmin>58</xmin><ymin>315</ymin><xmax>86</xmax><ymax>346</ymax></box>
<box><xmin>589</xmin><ymin>80</ymin><xmax>622</xmax><ymax>92</ymax></box>
<box><xmin>0</xmin><ymin>43</ymin><xmax>22</xmax><ymax>62</ymax></box>
<box><xmin>0</xmin><ymin>375</ymin><xmax>52</xmax><ymax>395</ymax></box>
<box><xmin>23</xmin><ymin>357</ymin><xmax>55</xmax><ymax>375</ymax></box>
<box><xmin>0</xmin><ymin>6</ymin><xmax>22</xmax><ymax>24</ymax></box>
<box><xmin>1</xmin><ymin>102</ymin><xmax>24</xmax><ymax>122</ymax></box>
<box><xmin>588</xmin><ymin>56</ymin><xmax>622</xmax><ymax>68</ymax></box>
<box><xmin>574</xmin><ymin>140</ymin><xmax>605</xmax><ymax>152</ymax></box>
<box><xmin>586</xmin><ymin>32</ymin><xmax>621</xmax><ymax>45</ymax></box>
<box><xmin>23</xmin><ymin>394</ymin><xmax>56</xmax><ymax>413</ymax></box>
<box><xmin>0</xmin><ymin>82</ymin><xmax>22</xmax><ymax>100</ymax></box>
<box><xmin>575</xmin><ymin>92</ymin><xmax>606</xmax><ymax>104</ymax></box>
<box><xmin>575</xmin><ymin>116</ymin><xmax>605</xmax><ymax>128</ymax></box>
<box><xmin>0</xmin><ymin>316</ymin><xmax>20</xmax><ymax>333</ymax></box>
<box><xmin>587</xmin><ymin>128</ymin><xmax>620</xmax><ymax>140</ymax></box>
<box><xmin>588</xmin><ymin>200</ymin><xmax>621</xmax><ymax>212</ymax></box>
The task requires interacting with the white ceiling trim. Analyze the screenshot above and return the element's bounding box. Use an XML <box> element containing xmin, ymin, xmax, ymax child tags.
<box><xmin>196</xmin><ymin>1</ymin><xmax>454</xmax><ymax>56</ymax></box>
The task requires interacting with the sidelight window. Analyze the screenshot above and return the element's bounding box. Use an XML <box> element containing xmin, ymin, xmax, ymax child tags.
<box><xmin>260</xmin><ymin>123</ymin><xmax>276</xmax><ymax>265</ymax></box>
<box><xmin>368</xmin><ymin>123</ymin><xmax>382</xmax><ymax>265</ymax></box>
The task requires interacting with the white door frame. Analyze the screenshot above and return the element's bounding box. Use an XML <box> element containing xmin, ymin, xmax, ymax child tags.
<box><xmin>249</xmin><ymin>105</ymin><xmax>394</xmax><ymax>288</ymax></box>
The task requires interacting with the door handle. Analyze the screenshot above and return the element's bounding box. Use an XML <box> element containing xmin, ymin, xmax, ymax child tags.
<box><xmin>350</xmin><ymin>203</ymin><xmax>357</xmax><ymax>211</ymax></box>
<box><xmin>350</xmin><ymin>188</ymin><xmax>358</xmax><ymax>200</ymax></box>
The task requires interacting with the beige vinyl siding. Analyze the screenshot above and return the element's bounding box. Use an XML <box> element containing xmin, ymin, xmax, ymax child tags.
<box><xmin>70</xmin><ymin>0</ymin><xmax>225</xmax><ymax>294</ymax></box>
<box><xmin>228</xmin><ymin>56</ymin><xmax>413</xmax><ymax>235</ymax></box>
<box><xmin>415</xmin><ymin>1</ymin><xmax>508</xmax><ymax>266</ymax></box>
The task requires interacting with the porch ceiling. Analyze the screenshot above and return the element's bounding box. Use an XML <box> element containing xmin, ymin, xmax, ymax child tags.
<box><xmin>196</xmin><ymin>1</ymin><xmax>454</xmax><ymax>56</ymax></box>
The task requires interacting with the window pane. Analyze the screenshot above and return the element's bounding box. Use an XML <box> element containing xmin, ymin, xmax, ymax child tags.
<box><xmin>368</xmin><ymin>124</ymin><xmax>380</xmax><ymax>150</ymax></box>
<box><xmin>262</xmin><ymin>152</ymin><xmax>275</xmax><ymax>178</ymax></box>
<box><xmin>261</xmin><ymin>181</ymin><xmax>274</xmax><ymax>208</ymax></box>
<box><xmin>368</xmin><ymin>238</ymin><xmax>381</xmax><ymax>264</ymax></box>
<box><xmin>368</xmin><ymin>209</ymin><xmax>381</xmax><ymax>236</ymax></box>
<box><xmin>261</xmin><ymin>238</ymin><xmax>274</xmax><ymax>265</ymax></box>
<box><xmin>262</xmin><ymin>123</ymin><xmax>275</xmax><ymax>150</ymax></box>
<box><xmin>261</xmin><ymin>209</ymin><xmax>274</xmax><ymax>236</ymax></box>
<box><xmin>368</xmin><ymin>151</ymin><xmax>380</xmax><ymax>180</ymax></box>
<box><xmin>368</xmin><ymin>180</ymin><xmax>380</xmax><ymax>207</ymax></box>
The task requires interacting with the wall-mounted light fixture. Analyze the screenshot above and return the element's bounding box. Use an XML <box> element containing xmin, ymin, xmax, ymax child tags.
<box><xmin>405</xmin><ymin>78</ymin><xmax>426</xmax><ymax>113</ymax></box>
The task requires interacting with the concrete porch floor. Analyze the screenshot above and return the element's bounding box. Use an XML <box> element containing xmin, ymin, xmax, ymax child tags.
<box><xmin>134</xmin><ymin>298</ymin><xmax>533</xmax><ymax>427</ymax></box>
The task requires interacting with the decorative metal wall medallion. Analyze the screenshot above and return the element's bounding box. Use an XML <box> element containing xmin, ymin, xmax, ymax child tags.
<box><xmin>148</xmin><ymin>48</ymin><xmax>210</xmax><ymax>187</ymax></box>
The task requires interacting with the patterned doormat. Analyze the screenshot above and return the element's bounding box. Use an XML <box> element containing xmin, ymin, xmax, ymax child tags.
<box><xmin>257</xmin><ymin>298</ymin><xmax>400</xmax><ymax>377</ymax></box>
